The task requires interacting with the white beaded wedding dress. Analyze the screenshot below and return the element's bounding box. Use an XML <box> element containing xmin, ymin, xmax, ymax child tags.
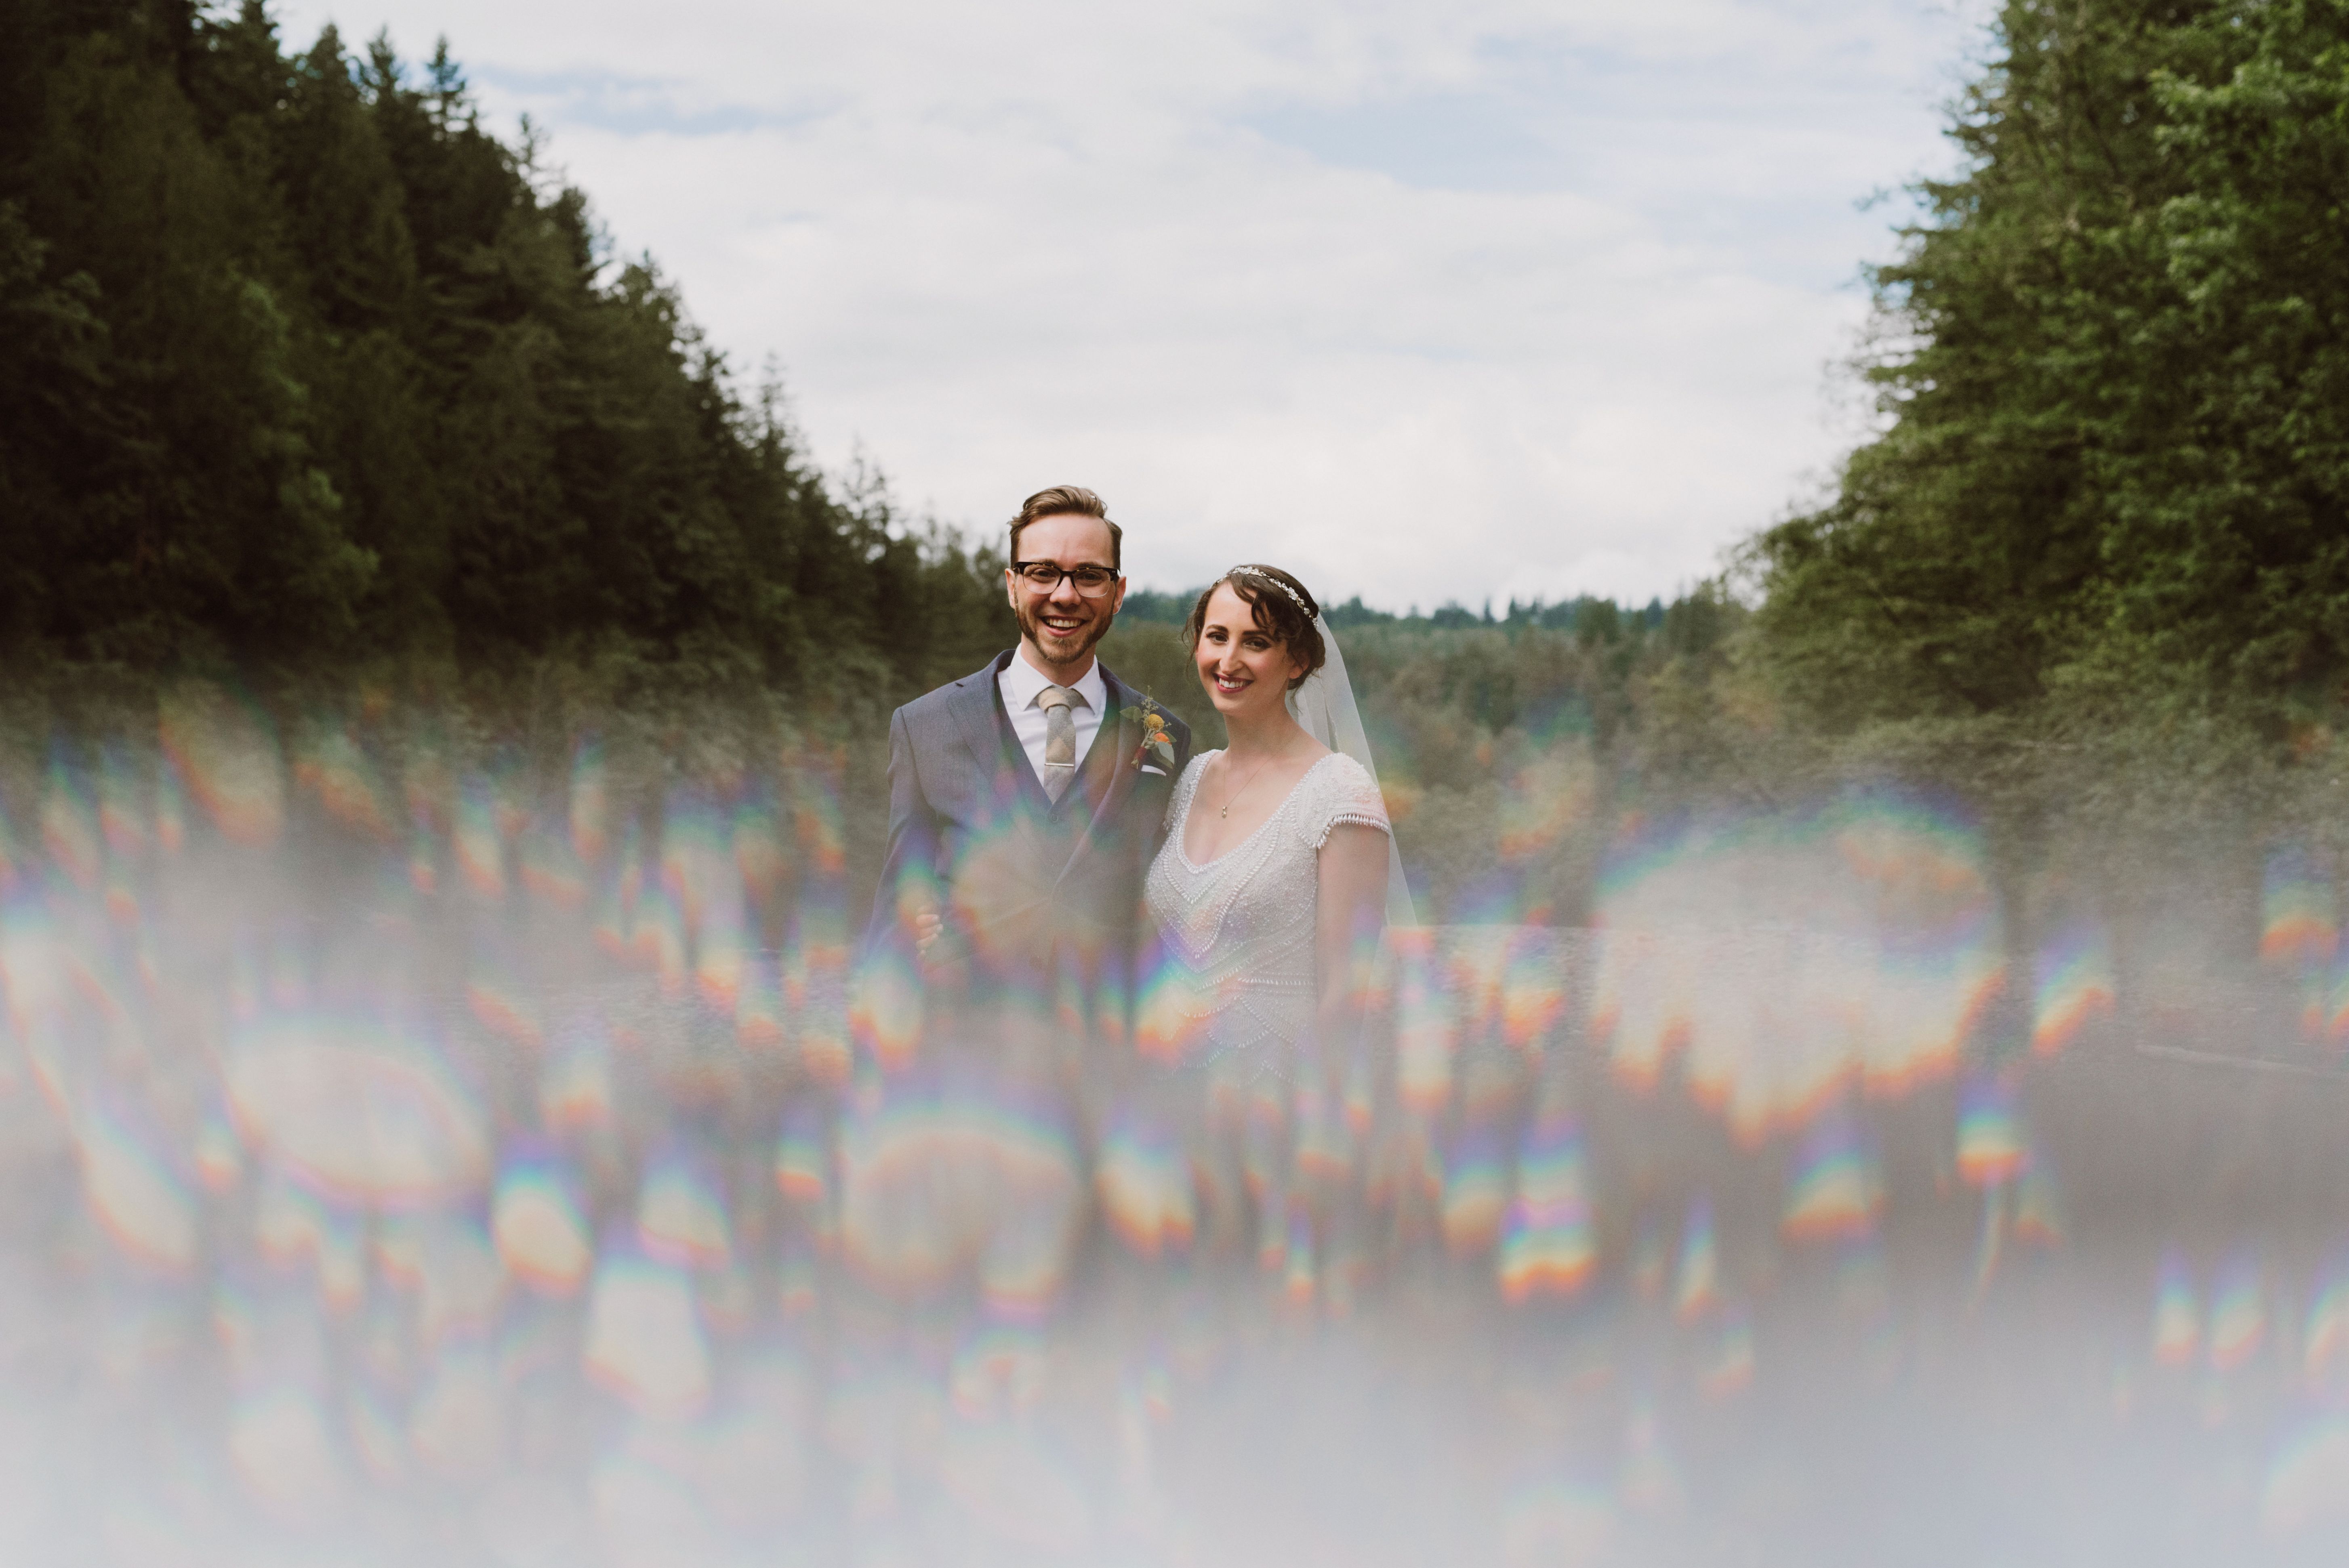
<box><xmin>1142</xmin><ymin>751</ymin><xmax>1391</xmax><ymax>1073</ymax></box>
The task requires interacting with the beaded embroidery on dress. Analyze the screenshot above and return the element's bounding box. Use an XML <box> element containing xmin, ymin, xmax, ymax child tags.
<box><xmin>1143</xmin><ymin>751</ymin><xmax>1391</xmax><ymax>1076</ymax></box>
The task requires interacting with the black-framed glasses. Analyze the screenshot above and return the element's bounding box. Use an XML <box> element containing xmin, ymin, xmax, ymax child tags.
<box><xmin>1011</xmin><ymin>561</ymin><xmax>1121</xmax><ymax>597</ymax></box>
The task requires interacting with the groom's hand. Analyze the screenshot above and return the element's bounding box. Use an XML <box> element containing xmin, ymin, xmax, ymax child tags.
<box><xmin>914</xmin><ymin>908</ymin><xmax>944</xmax><ymax>958</ymax></box>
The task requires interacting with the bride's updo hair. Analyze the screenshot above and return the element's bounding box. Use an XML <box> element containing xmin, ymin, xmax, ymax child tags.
<box><xmin>1184</xmin><ymin>564</ymin><xmax>1326</xmax><ymax>690</ymax></box>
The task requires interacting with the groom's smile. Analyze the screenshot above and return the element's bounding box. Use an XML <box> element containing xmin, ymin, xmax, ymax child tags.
<box><xmin>1005</xmin><ymin>511</ymin><xmax>1126</xmax><ymax>678</ymax></box>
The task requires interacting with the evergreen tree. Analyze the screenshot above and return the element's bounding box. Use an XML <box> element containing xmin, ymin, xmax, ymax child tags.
<box><xmin>0</xmin><ymin>0</ymin><xmax>1015</xmax><ymax>702</ymax></box>
<box><xmin>1751</xmin><ymin>0</ymin><xmax>2349</xmax><ymax>741</ymax></box>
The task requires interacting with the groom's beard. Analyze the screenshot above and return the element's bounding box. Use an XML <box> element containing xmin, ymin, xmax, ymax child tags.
<box><xmin>1014</xmin><ymin>595</ymin><xmax>1112</xmax><ymax>668</ymax></box>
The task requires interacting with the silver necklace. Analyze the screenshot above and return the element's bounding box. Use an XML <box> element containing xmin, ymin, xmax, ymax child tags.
<box><xmin>1218</xmin><ymin>750</ymin><xmax>1278</xmax><ymax>819</ymax></box>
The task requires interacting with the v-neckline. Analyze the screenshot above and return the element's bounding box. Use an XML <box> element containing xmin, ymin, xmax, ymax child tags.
<box><xmin>1176</xmin><ymin>752</ymin><xmax>1337</xmax><ymax>873</ymax></box>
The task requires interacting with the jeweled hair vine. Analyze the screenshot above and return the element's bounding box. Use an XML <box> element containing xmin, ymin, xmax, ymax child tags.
<box><xmin>1227</xmin><ymin>565</ymin><xmax>1314</xmax><ymax>617</ymax></box>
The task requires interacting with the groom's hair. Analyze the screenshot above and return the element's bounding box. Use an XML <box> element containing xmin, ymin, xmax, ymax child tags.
<box><xmin>1008</xmin><ymin>486</ymin><xmax>1123</xmax><ymax>569</ymax></box>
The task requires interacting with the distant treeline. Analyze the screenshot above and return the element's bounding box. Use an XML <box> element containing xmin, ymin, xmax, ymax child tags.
<box><xmin>1104</xmin><ymin>586</ymin><xmax>1739</xmax><ymax>922</ymax></box>
<box><xmin>1120</xmin><ymin>589</ymin><xmax>1674</xmax><ymax>637</ymax></box>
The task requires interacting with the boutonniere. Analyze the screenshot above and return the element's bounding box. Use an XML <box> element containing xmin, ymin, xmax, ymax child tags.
<box><xmin>1121</xmin><ymin>700</ymin><xmax>1176</xmax><ymax>772</ymax></box>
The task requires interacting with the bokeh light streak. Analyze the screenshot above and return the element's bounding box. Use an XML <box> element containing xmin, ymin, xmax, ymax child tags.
<box><xmin>0</xmin><ymin>702</ymin><xmax>2339</xmax><ymax>1560</ymax></box>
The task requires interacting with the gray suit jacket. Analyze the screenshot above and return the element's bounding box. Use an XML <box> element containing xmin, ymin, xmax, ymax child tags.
<box><xmin>857</xmin><ymin>650</ymin><xmax>1194</xmax><ymax>1061</ymax></box>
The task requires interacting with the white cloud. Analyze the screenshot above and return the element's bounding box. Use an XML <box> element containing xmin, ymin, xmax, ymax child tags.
<box><xmin>280</xmin><ymin>0</ymin><xmax>1983</xmax><ymax>607</ymax></box>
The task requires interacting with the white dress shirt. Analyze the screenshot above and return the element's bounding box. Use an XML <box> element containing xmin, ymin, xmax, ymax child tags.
<box><xmin>998</xmin><ymin>651</ymin><xmax>1108</xmax><ymax>791</ymax></box>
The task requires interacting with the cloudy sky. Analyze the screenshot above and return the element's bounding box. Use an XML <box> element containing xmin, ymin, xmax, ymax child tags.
<box><xmin>279</xmin><ymin>0</ymin><xmax>1985</xmax><ymax>610</ymax></box>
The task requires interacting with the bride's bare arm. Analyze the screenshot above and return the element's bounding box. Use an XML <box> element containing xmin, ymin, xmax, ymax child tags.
<box><xmin>1315</xmin><ymin>822</ymin><xmax>1391</xmax><ymax>1048</ymax></box>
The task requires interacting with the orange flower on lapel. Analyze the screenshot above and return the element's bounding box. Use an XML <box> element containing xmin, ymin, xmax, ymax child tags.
<box><xmin>1121</xmin><ymin>700</ymin><xmax>1176</xmax><ymax>773</ymax></box>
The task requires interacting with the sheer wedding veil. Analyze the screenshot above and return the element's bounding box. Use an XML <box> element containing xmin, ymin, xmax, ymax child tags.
<box><xmin>1288</xmin><ymin>613</ymin><xmax>1418</xmax><ymax>928</ymax></box>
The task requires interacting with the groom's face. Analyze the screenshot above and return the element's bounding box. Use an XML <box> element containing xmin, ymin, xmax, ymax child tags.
<box><xmin>1007</xmin><ymin>513</ymin><xmax>1125</xmax><ymax>671</ymax></box>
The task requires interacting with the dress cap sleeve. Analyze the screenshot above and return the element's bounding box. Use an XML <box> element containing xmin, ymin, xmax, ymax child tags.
<box><xmin>1300</xmin><ymin>753</ymin><xmax>1391</xmax><ymax>849</ymax></box>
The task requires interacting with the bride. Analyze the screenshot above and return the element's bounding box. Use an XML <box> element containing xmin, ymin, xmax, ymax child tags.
<box><xmin>1144</xmin><ymin>564</ymin><xmax>1410</xmax><ymax>1082</ymax></box>
<box><xmin>1133</xmin><ymin>564</ymin><xmax>1415</xmax><ymax>1276</ymax></box>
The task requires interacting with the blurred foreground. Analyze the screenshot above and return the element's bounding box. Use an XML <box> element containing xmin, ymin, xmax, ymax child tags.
<box><xmin>4</xmin><ymin>690</ymin><xmax>2349</xmax><ymax>1566</ymax></box>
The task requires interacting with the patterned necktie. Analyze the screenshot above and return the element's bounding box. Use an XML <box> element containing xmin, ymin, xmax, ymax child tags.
<box><xmin>1037</xmin><ymin>684</ymin><xmax>1085</xmax><ymax>803</ymax></box>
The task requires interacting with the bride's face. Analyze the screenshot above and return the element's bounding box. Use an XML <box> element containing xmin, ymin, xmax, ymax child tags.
<box><xmin>1194</xmin><ymin>583</ymin><xmax>1306</xmax><ymax>720</ymax></box>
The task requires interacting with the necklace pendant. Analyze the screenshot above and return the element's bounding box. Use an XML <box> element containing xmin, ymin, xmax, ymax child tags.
<box><xmin>1220</xmin><ymin>806</ymin><xmax>1230</xmax><ymax>818</ymax></box>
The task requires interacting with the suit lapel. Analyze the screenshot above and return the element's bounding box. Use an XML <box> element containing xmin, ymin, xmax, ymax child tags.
<box><xmin>945</xmin><ymin>654</ymin><xmax>1005</xmax><ymax>775</ymax></box>
<box><xmin>947</xmin><ymin>653</ymin><xmax>1054</xmax><ymax>817</ymax></box>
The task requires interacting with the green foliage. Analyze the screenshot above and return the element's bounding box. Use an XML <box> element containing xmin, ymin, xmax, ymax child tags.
<box><xmin>1725</xmin><ymin>0</ymin><xmax>2349</xmax><ymax>984</ymax></box>
<box><xmin>0</xmin><ymin>0</ymin><xmax>1014</xmax><ymax>706</ymax></box>
<box><xmin>1096</xmin><ymin>620</ymin><xmax>1218</xmax><ymax>740</ymax></box>
<box><xmin>1113</xmin><ymin>587</ymin><xmax>1195</xmax><ymax>626</ymax></box>
<box><xmin>1751</xmin><ymin>0</ymin><xmax>2349</xmax><ymax>749</ymax></box>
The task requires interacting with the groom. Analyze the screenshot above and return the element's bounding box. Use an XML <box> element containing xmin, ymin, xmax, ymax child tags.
<box><xmin>839</xmin><ymin>488</ymin><xmax>1193</xmax><ymax>1422</ymax></box>
<box><xmin>860</xmin><ymin>483</ymin><xmax>1193</xmax><ymax>1066</ymax></box>
<box><xmin>858</xmin><ymin>485</ymin><xmax>1193</xmax><ymax>1068</ymax></box>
